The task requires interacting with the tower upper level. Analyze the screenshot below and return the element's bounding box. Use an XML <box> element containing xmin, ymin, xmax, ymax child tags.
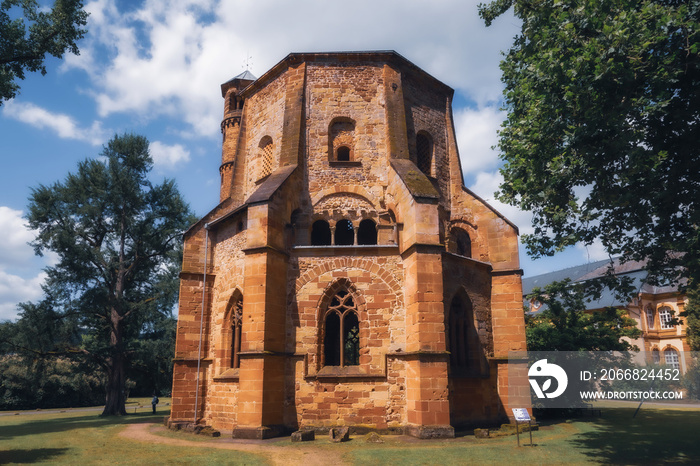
<box><xmin>219</xmin><ymin>51</ymin><xmax>462</xmax><ymax>207</ymax></box>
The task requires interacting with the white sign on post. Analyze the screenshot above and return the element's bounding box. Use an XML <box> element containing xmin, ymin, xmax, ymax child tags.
<box><xmin>512</xmin><ymin>408</ymin><xmax>531</xmax><ymax>422</ymax></box>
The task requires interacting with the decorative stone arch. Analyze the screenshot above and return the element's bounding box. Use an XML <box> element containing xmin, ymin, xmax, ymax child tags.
<box><xmin>316</xmin><ymin>278</ymin><xmax>368</xmax><ymax>367</ymax></box>
<box><xmin>311</xmin><ymin>185</ymin><xmax>379</xmax><ymax>210</ymax></box>
<box><xmin>222</xmin><ymin>288</ymin><xmax>244</xmax><ymax>371</ymax></box>
<box><xmin>295</xmin><ymin>257</ymin><xmax>403</xmax><ymax>301</ymax></box>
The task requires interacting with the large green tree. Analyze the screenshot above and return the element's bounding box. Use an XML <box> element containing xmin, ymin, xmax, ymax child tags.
<box><xmin>25</xmin><ymin>134</ymin><xmax>192</xmax><ymax>415</ymax></box>
<box><xmin>0</xmin><ymin>0</ymin><xmax>88</xmax><ymax>103</ymax></box>
<box><xmin>480</xmin><ymin>0</ymin><xmax>700</xmax><ymax>341</ymax></box>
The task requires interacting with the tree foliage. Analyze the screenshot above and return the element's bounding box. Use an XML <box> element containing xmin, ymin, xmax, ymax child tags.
<box><xmin>526</xmin><ymin>279</ymin><xmax>642</xmax><ymax>351</ymax></box>
<box><xmin>24</xmin><ymin>134</ymin><xmax>192</xmax><ymax>414</ymax></box>
<box><xmin>480</xmin><ymin>0</ymin><xmax>700</xmax><ymax>345</ymax></box>
<box><xmin>0</xmin><ymin>0</ymin><xmax>88</xmax><ymax>103</ymax></box>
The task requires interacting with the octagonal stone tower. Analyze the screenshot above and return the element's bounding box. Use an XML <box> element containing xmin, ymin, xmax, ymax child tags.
<box><xmin>170</xmin><ymin>51</ymin><xmax>529</xmax><ymax>439</ymax></box>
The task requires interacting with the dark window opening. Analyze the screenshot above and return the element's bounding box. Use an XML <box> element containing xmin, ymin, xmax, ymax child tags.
<box><xmin>452</xmin><ymin>229</ymin><xmax>471</xmax><ymax>258</ymax></box>
<box><xmin>230</xmin><ymin>296</ymin><xmax>243</xmax><ymax>369</ymax></box>
<box><xmin>416</xmin><ymin>133</ymin><xmax>432</xmax><ymax>175</ymax></box>
<box><xmin>324</xmin><ymin>312</ymin><xmax>341</xmax><ymax>366</ymax></box>
<box><xmin>337</xmin><ymin>146</ymin><xmax>350</xmax><ymax>161</ymax></box>
<box><xmin>324</xmin><ymin>287</ymin><xmax>360</xmax><ymax>367</ymax></box>
<box><xmin>448</xmin><ymin>294</ymin><xmax>480</xmax><ymax>372</ymax></box>
<box><xmin>343</xmin><ymin>312</ymin><xmax>360</xmax><ymax>366</ymax></box>
<box><xmin>335</xmin><ymin>219</ymin><xmax>354</xmax><ymax>245</ymax></box>
<box><xmin>357</xmin><ymin>219</ymin><xmax>377</xmax><ymax>245</ymax></box>
<box><xmin>311</xmin><ymin>220</ymin><xmax>331</xmax><ymax>246</ymax></box>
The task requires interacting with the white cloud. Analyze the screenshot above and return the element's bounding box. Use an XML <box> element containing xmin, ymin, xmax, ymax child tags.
<box><xmin>576</xmin><ymin>240</ymin><xmax>610</xmax><ymax>262</ymax></box>
<box><xmin>0</xmin><ymin>207</ymin><xmax>56</xmax><ymax>321</ymax></box>
<box><xmin>150</xmin><ymin>140</ymin><xmax>191</xmax><ymax>170</ymax></box>
<box><xmin>0</xmin><ymin>270</ymin><xmax>46</xmax><ymax>321</ymax></box>
<box><xmin>454</xmin><ymin>105</ymin><xmax>504</xmax><ymax>177</ymax></box>
<box><xmin>2</xmin><ymin>101</ymin><xmax>107</xmax><ymax>146</ymax></box>
<box><xmin>0</xmin><ymin>207</ymin><xmax>39</xmax><ymax>270</ymax></box>
<box><xmin>68</xmin><ymin>0</ymin><xmax>519</xmax><ymax>138</ymax></box>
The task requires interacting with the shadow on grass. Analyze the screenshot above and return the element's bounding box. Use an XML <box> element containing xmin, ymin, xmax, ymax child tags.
<box><xmin>0</xmin><ymin>410</ymin><xmax>169</xmax><ymax>441</ymax></box>
<box><xmin>0</xmin><ymin>447</ymin><xmax>69</xmax><ymax>463</ymax></box>
<box><xmin>568</xmin><ymin>407</ymin><xmax>700</xmax><ymax>464</ymax></box>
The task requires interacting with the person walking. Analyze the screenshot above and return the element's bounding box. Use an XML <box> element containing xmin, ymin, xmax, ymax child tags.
<box><xmin>151</xmin><ymin>394</ymin><xmax>159</xmax><ymax>414</ymax></box>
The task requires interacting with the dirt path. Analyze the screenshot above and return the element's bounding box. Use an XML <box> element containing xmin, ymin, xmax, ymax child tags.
<box><xmin>118</xmin><ymin>423</ymin><xmax>350</xmax><ymax>466</ymax></box>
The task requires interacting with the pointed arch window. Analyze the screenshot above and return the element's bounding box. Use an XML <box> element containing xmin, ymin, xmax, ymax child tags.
<box><xmin>447</xmin><ymin>292</ymin><xmax>485</xmax><ymax>375</ymax></box>
<box><xmin>323</xmin><ymin>289</ymin><xmax>360</xmax><ymax>367</ymax></box>
<box><xmin>221</xmin><ymin>293</ymin><xmax>243</xmax><ymax>372</ymax></box>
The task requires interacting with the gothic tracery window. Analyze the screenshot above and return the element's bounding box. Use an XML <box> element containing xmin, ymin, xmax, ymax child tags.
<box><xmin>225</xmin><ymin>294</ymin><xmax>243</xmax><ymax>370</ymax></box>
<box><xmin>323</xmin><ymin>288</ymin><xmax>360</xmax><ymax>367</ymax></box>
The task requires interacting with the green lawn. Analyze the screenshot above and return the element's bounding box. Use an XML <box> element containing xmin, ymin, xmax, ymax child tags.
<box><xmin>1</xmin><ymin>403</ymin><xmax>699</xmax><ymax>465</ymax></box>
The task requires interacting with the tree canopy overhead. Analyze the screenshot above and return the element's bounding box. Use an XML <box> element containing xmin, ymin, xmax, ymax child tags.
<box><xmin>25</xmin><ymin>134</ymin><xmax>193</xmax><ymax>415</ymax></box>
<box><xmin>0</xmin><ymin>0</ymin><xmax>88</xmax><ymax>103</ymax></box>
<box><xmin>480</xmin><ymin>0</ymin><xmax>700</xmax><ymax>287</ymax></box>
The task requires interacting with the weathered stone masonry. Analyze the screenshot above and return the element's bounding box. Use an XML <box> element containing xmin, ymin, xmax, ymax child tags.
<box><xmin>170</xmin><ymin>51</ymin><xmax>530</xmax><ymax>438</ymax></box>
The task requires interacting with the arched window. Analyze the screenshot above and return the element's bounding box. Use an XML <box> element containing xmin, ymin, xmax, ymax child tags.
<box><xmin>447</xmin><ymin>292</ymin><xmax>483</xmax><ymax>374</ymax></box>
<box><xmin>311</xmin><ymin>220</ymin><xmax>331</xmax><ymax>246</ymax></box>
<box><xmin>223</xmin><ymin>293</ymin><xmax>243</xmax><ymax>370</ymax></box>
<box><xmin>664</xmin><ymin>348</ymin><xmax>680</xmax><ymax>370</ymax></box>
<box><xmin>259</xmin><ymin>137</ymin><xmax>273</xmax><ymax>179</ymax></box>
<box><xmin>659</xmin><ymin>306</ymin><xmax>674</xmax><ymax>329</ymax></box>
<box><xmin>651</xmin><ymin>348</ymin><xmax>660</xmax><ymax>365</ymax></box>
<box><xmin>334</xmin><ymin>219</ymin><xmax>354</xmax><ymax>245</ymax></box>
<box><xmin>337</xmin><ymin>146</ymin><xmax>350</xmax><ymax>161</ymax></box>
<box><xmin>329</xmin><ymin>118</ymin><xmax>356</xmax><ymax>162</ymax></box>
<box><xmin>450</xmin><ymin>228</ymin><xmax>471</xmax><ymax>258</ymax></box>
<box><xmin>357</xmin><ymin>219</ymin><xmax>377</xmax><ymax>245</ymax></box>
<box><xmin>323</xmin><ymin>289</ymin><xmax>360</xmax><ymax>367</ymax></box>
<box><xmin>416</xmin><ymin>132</ymin><xmax>432</xmax><ymax>176</ymax></box>
<box><xmin>645</xmin><ymin>306</ymin><xmax>655</xmax><ymax>329</ymax></box>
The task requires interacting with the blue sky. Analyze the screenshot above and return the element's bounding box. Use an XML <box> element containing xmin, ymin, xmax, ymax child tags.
<box><xmin>0</xmin><ymin>0</ymin><xmax>605</xmax><ymax>321</ymax></box>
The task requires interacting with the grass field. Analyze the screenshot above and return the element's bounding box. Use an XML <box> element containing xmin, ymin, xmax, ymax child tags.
<box><xmin>1</xmin><ymin>401</ymin><xmax>700</xmax><ymax>465</ymax></box>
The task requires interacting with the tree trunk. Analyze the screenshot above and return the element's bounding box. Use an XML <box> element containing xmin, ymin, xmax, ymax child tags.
<box><xmin>101</xmin><ymin>309</ymin><xmax>127</xmax><ymax>416</ymax></box>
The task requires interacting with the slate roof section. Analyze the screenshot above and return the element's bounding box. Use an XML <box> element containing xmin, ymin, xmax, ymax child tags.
<box><xmin>523</xmin><ymin>257</ymin><xmax>680</xmax><ymax>312</ymax></box>
<box><xmin>246</xmin><ymin>164</ymin><xmax>298</xmax><ymax>205</ymax></box>
<box><xmin>389</xmin><ymin>158</ymin><xmax>439</xmax><ymax>200</ymax></box>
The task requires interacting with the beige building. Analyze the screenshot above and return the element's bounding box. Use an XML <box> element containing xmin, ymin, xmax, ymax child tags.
<box><xmin>169</xmin><ymin>51</ymin><xmax>530</xmax><ymax>438</ymax></box>
<box><xmin>524</xmin><ymin>259</ymin><xmax>689</xmax><ymax>372</ymax></box>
